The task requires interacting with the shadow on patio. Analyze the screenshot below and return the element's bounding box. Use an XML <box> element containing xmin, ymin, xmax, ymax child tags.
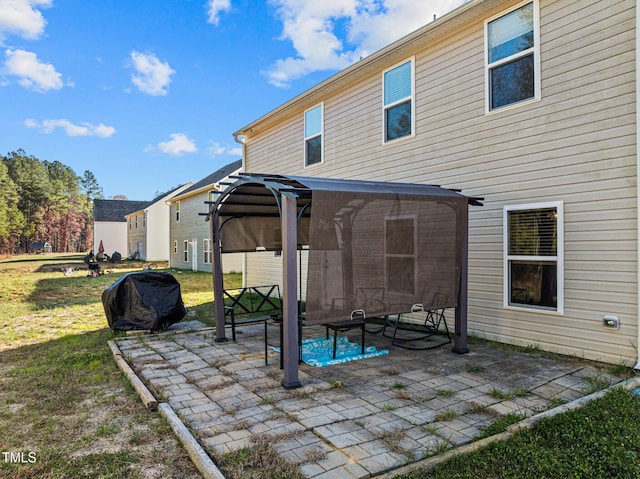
<box><xmin>112</xmin><ymin>320</ymin><xmax>623</xmax><ymax>479</ymax></box>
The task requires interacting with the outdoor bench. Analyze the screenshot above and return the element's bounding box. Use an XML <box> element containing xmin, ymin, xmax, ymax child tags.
<box><xmin>222</xmin><ymin>285</ymin><xmax>282</xmax><ymax>342</ymax></box>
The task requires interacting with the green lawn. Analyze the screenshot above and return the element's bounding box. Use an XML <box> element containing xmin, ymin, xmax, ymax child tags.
<box><xmin>0</xmin><ymin>253</ymin><xmax>238</xmax><ymax>478</ymax></box>
<box><xmin>1</xmin><ymin>254</ymin><xmax>638</xmax><ymax>478</ymax></box>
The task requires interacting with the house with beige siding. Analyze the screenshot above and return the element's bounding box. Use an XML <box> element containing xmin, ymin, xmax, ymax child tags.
<box><xmin>124</xmin><ymin>184</ymin><xmax>192</xmax><ymax>261</ymax></box>
<box><xmin>167</xmin><ymin>160</ymin><xmax>243</xmax><ymax>272</ymax></box>
<box><xmin>230</xmin><ymin>0</ymin><xmax>639</xmax><ymax>367</ymax></box>
<box><xmin>93</xmin><ymin>199</ymin><xmax>149</xmax><ymax>257</ymax></box>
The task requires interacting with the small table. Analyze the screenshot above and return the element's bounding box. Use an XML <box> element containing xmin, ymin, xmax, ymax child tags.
<box><xmin>324</xmin><ymin>318</ymin><xmax>366</xmax><ymax>359</ymax></box>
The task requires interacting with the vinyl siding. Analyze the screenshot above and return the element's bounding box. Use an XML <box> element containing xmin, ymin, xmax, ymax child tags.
<box><xmin>127</xmin><ymin>214</ymin><xmax>146</xmax><ymax>258</ymax></box>
<box><xmin>243</xmin><ymin>0</ymin><xmax>637</xmax><ymax>365</ymax></box>
<box><xmin>170</xmin><ymin>193</ymin><xmax>243</xmax><ymax>273</ymax></box>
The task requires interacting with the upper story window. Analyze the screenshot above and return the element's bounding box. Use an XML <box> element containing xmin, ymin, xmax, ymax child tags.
<box><xmin>304</xmin><ymin>104</ymin><xmax>323</xmax><ymax>167</ymax></box>
<box><xmin>135</xmin><ymin>215</ymin><xmax>138</xmax><ymax>228</ymax></box>
<box><xmin>143</xmin><ymin>212</ymin><xmax>146</xmax><ymax>227</ymax></box>
<box><xmin>175</xmin><ymin>201</ymin><xmax>180</xmax><ymax>222</ymax></box>
<box><xmin>383</xmin><ymin>58</ymin><xmax>414</xmax><ymax>142</ymax></box>
<box><xmin>485</xmin><ymin>0</ymin><xmax>540</xmax><ymax>112</ymax></box>
<box><xmin>504</xmin><ymin>202</ymin><xmax>563</xmax><ymax>314</ymax></box>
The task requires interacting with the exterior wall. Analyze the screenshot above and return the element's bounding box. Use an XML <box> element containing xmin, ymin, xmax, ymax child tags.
<box><xmin>242</xmin><ymin>0</ymin><xmax>638</xmax><ymax>365</ymax></box>
<box><xmin>169</xmin><ymin>193</ymin><xmax>243</xmax><ymax>273</ymax></box>
<box><xmin>94</xmin><ymin>222</ymin><xmax>127</xmax><ymax>257</ymax></box>
<box><xmin>127</xmin><ymin>213</ymin><xmax>147</xmax><ymax>259</ymax></box>
<box><xmin>146</xmin><ymin>200</ymin><xmax>170</xmax><ymax>261</ymax></box>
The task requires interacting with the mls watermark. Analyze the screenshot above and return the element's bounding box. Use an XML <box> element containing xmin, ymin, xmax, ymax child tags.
<box><xmin>2</xmin><ymin>451</ymin><xmax>37</xmax><ymax>464</ymax></box>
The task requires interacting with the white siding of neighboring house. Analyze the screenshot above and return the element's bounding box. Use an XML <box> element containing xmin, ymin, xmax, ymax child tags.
<box><xmin>241</xmin><ymin>0</ymin><xmax>638</xmax><ymax>365</ymax></box>
<box><xmin>146</xmin><ymin>197</ymin><xmax>170</xmax><ymax>261</ymax></box>
<box><xmin>94</xmin><ymin>222</ymin><xmax>127</xmax><ymax>257</ymax></box>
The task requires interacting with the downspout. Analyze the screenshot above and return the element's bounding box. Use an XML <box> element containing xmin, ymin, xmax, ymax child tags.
<box><xmin>233</xmin><ymin>133</ymin><xmax>248</xmax><ymax>288</ymax></box>
<box><xmin>636</xmin><ymin>0</ymin><xmax>640</xmax><ymax>370</ymax></box>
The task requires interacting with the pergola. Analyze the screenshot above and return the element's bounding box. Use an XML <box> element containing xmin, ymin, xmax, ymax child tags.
<box><xmin>207</xmin><ymin>173</ymin><xmax>482</xmax><ymax>388</ymax></box>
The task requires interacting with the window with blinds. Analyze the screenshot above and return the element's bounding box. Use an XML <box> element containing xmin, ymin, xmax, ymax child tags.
<box><xmin>485</xmin><ymin>1</ymin><xmax>539</xmax><ymax>111</ymax></box>
<box><xmin>304</xmin><ymin>104</ymin><xmax>323</xmax><ymax>166</ymax></box>
<box><xmin>504</xmin><ymin>202</ymin><xmax>563</xmax><ymax>313</ymax></box>
<box><xmin>383</xmin><ymin>59</ymin><xmax>414</xmax><ymax>142</ymax></box>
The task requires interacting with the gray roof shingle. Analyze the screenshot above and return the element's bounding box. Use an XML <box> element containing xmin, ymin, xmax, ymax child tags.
<box><xmin>93</xmin><ymin>199</ymin><xmax>150</xmax><ymax>222</ymax></box>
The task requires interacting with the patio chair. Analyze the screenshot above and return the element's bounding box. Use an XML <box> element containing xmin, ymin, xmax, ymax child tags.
<box><xmin>382</xmin><ymin>299</ymin><xmax>452</xmax><ymax>350</ymax></box>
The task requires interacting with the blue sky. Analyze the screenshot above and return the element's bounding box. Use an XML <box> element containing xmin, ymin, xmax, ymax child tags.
<box><xmin>1</xmin><ymin>0</ymin><xmax>465</xmax><ymax>200</ymax></box>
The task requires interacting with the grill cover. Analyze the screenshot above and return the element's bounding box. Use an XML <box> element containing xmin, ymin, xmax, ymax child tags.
<box><xmin>102</xmin><ymin>271</ymin><xmax>186</xmax><ymax>330</ymax></box>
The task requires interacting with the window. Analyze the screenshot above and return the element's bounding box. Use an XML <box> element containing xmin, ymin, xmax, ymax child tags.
<box><xmin>143</xmin><ymin>212</ymin><xmax>146</xmax><ymax>227</ymax></box>
<box><xmin>173</xmin><ymin>241</ymin><xmax>177</xmax><ymax>254</ymax></box>
<box><xmin>128</xmin><ymin>218</ymin><xmax>131</xmax><ymax>230</ymax></box>
<box><xmin>135</xmin><ymin>215</ymin><xmax>138</xmax><ymax>229</ymax></box>
<box><xmin>304</xmin><ymin>104</ymin><xmax>323</xmax><ymax>166</ymax></box>
<box><xmin>176</xmin><ymin>201</ymin><xmax>180</xmax><ymax>222</ymax></box>
<box><xmin>385</xmin><ymin>216</ymin><xmax>417</xmax><ymax>294</ymax></box>
<box><xmin>383</xmin><ymin>58</ymin><xmax>414</xmax><ymax>142</ymax></box>
<box><xmin>504</xmin><ymin>202</ymin><xmax>563</xmax><ymax>313</ymax></box>
<box><xmin>183</xmin><ymin>240</ymin><xmax>189</xmax><ymax>263</ymax></box>
<box><xmin>203</xmin><ymin>239</ymin><xmax>212</xmax><ymax>264</ymax></box>
<box><xmin>486</xmin><ymin>1</ymin><xmax>539</xmax><ymax>112</ymax></box>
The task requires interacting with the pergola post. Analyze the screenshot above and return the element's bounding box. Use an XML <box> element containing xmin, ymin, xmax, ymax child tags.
<box><xmin>211</xmin><ymin>211</ymin><xmax>227</xmax><ymax>342</ymax></box>
<box><xmin>281</xmin><ymin>193</ymin><xmax>301</xmax><ymax>388</ymax></box>
<box><xmin>453</xmin><ymin>205</ymin><xmax>469</xmax><ymax>354</ymax></box>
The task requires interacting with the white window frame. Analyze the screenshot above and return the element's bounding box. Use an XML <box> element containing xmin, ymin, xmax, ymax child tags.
<box><xmin>304</xmin><ymin>103</ymin><xmax>323</xmax><ymax>167</ymax></box>
<box><xmin>382</xmin><ymin>57</ymin><xmax>415</xmax><ymax>144</ymax></box>
<box><xmin>503</xmin><ymin>201</ymin><xmax>564</xmax><ymax>315</ymax></box>
<box><xmin>176</xmin><ymin>201</ymin><xmax>181</xmax><ymax>222</ymax></box>
<box><xmin>183</xmin><ymin>240</ymin><xmax>189</xmax><ymax>263</ymax></box>
<box><xmin>485</xmin><ymin>0</ymin><xmax>541</xmax><ymax>114</ymax></box>
<box><xmin>203</xmin><ymin>239</ymin><xmax>212</xmax><ymax>264</ymax></box>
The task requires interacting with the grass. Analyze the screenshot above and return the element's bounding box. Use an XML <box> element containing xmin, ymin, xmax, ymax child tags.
<box><xmin>398</xmin><ymin>387</ymin><xmax>640</xmax><ymax>479</ymax></box>
<box><xmin>0</xmin><ymin>253</ymin><xmax>230</xmax><ymax>478</ymax></box>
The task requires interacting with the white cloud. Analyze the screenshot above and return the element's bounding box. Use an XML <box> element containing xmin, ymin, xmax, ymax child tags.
<box><xmin>206</xmin><ymin>141</ymin><xmax>242</xmax><ymax>157</ymax></box>
<box><xmin>129</xmin><ymin>50</ymin><xmax>175</xmax><ymax>96</ymax></box>
<box><xmin>4</xmin><ymin>48</ymin><xmax>65</xmax><ymax>92</ymax></box>
<box><xmin>25</xmin><ymin>118</ymin><xmax>116</xmax><ymax>137</ymax></box>
<box><xmin>205</xmin><ymin>0</ymin><xmax>231</xmax><ymax>26</ymax></box>
<box><xmin>264</xmin><ymin>0</ymin><xmax>467</xmax><ymax>87</ymax></box>
<box><xmin>147</xmin><ymin>133</ymin><xmax>197</xmax><ymax>155</ymax></box>
<box><xmin>0</xmin><ymin>0</ymin><xmax>52</xmax><ymax>42</ymax></box>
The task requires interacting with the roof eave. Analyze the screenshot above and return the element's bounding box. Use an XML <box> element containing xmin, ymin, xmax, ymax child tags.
<box><xmin>233</xmin><ymin>0</ymin><xmax>500</xmax><ymax>138</ymax></box>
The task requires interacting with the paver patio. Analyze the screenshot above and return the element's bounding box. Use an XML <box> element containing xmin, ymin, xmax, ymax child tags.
<box><xmin>113</xmin><ymin>320</ymin><xmax>622</xmax><ymax>478</ymax></box>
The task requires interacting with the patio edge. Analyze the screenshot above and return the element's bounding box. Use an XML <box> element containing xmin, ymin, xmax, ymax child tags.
<box><xmin>377</xmin><ymin>375</ymin><xmax>640</xmax><ymax>478</ymax></box>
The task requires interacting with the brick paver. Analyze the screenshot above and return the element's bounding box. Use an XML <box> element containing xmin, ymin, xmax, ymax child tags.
<box><xmin>114</xmin><ymin>320</ymin><xmax>624</xmax><ymax>479</ymax></box>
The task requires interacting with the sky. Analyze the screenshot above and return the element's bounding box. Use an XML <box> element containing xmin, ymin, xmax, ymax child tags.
<box><xmin>1</xmin><ymin>0</ymin><xmax>466</xmax><ymax>201</ymax></box>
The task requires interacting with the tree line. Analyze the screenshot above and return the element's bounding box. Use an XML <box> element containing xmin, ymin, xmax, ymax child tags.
<box><xmin>0</xmin><ymin>149</ymin><xmax>104</xmax><ymax>255</ymax></box>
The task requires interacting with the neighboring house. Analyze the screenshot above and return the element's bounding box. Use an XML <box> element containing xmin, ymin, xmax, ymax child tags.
<box><xmin>124</xmin><ymin>184</ymin><xmax>193</xmax><ymax>262</ymax></box>
<box><xmin>30</xmin><ymin>241</ymin><xmax>51</xmax><ymax>254</ymax></box>
<box><xmin>230</xmin><ymin>0</ymin><xmax>639</xmax><ymax>367</ymax></box>
<box><xmin>167</xmin><ymin>160</ymin><xmax>243</xmax><ymax>273</ymax></box>
<box><xmin>93</xmin><ymin>199</ymin><xmax>149</xmax><ymax>257</ymax></box>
